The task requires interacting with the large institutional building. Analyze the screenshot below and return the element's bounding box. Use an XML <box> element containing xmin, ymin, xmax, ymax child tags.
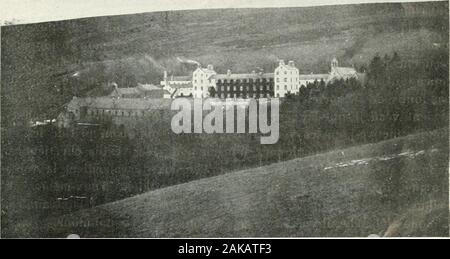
<box><xmin>57</xmin><ymin>57</ymin><xmax>364</xmax><ymax>128</ymax></box>
<box><xmin>161</xmin><ymin>57</ymin><xmax>360</xmax><ymax>99</ymax></box>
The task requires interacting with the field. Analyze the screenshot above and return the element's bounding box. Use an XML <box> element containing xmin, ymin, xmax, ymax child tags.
<box><xmin>17</xmin><ymin>129</ymin><xmax>448</xmax><ymax>238</ymax></box>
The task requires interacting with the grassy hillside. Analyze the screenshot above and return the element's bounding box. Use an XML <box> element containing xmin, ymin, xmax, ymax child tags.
<box><xmin>18</xmin><ymin>128</ymin><xmax>448</xmax><ymax>238</ymax></box>
<box><xmin>1</xmin><ymin>2</ymin><xmax>448</xmax><ymax>124</ymax></box>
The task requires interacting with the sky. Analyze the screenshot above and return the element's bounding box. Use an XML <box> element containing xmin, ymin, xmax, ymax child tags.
<box><xmin>0</xmin><ymin>0</ymin><xmax>446</xmax><ymax>25</ymax></box>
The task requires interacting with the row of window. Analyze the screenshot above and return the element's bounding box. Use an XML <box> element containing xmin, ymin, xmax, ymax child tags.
<box><xmin>211</xmin><ymin>92</ymin><xmax>274</xmax><ymax>98</ymax></box>
<box><xmin>87</xmin><ymin>109</ymin><xmax>150</xmax><ymax>118</ymax></box>
<box><xmin>193</xmin><ymin>79</ymin><xmax>212</xmax><ymax>84</ymax></box>
<box><xmin>276</xmin><ymin>85</ymin><xmax>300</xmax><ymax>91</ymax></box>
<box><xmin>275</xmin><ymin>77</ymin><xmax>299</xmax><ymax>83</ymax></box>
<box><xmin>216</xmin><ymin>85</ymin><xmax>274</xmax><ymax>91</ymax></box>
<box><xmin>217</xmin><ymin>78</ymin><xmax>273</xmax><ymax>84</ymax></box>
<box><xmin>194</xmin><ymin>92</ymin><xmax>288</xmax><ymax>98</ymax></box>
<box><xmin>194</xmin><ymin>86</ymin><xmax>206</xmax><ymax>91</ymax></box>
<box><xmin>192</xmin><ymin>85</ymin><xmax>300</xmax><ymax>92</ymax></box>
<box><xmin>193</xmin><ymin>73</ymin><xmax>209</xmax><ymax>79</ymax></box>
<box><xmin>275</xmin><ymin>70</ymin><xmax>296</xmax><ymax>76</ymax></box>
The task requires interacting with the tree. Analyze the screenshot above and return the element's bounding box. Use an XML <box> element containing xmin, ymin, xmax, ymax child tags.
<box><xmin>208</xmin><ymin>86</ymin><xmax>217</xmax><ymax>98</ymax></box>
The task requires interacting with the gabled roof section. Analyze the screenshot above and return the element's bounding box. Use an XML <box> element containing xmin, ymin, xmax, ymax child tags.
<box><xmin>332</xmin><ymin>67</ymin><xmax>358</xmax><ymax>78</ymax></box>
<box><xmin>71</xmin><ymin>97</ymin><xmax>172</xmax><ymax>110</ymax></box>
<box><xmin>299</xmin><ymin>74</ymin><xmax>329</xmax><ymax>80</ymax></box>
<box><xmin>168</xmin><ymin>82</ymin><xmax>193</xmax><ymax>89</ymax></box>
<box><xmin>213</xmin><ymin>73</ymin><xmax>274</xmax><ymax>80</ymax></box>
<box><xmin>170</xmin><ymin>75</ymin><xmax>192</xmax><ymax>81</ymax></box>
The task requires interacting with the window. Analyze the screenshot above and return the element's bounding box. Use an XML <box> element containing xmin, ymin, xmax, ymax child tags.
<box><xmin>277</xmin><ymin>86</ymin><xmax>279</xmax><ymax>90</ymax></box>
<box><xmin>277</xmin><ymin>78</ymin><xmax>279</xmax><ymax>82</ymax></box>
<box><xmin>284</xmin><ymin>78</ymin><xmax>287</xmax><ymax>82</ymax></box>
<box><xmin>284</xmin><ymin>85</ymin><xmax>287</xmax><ymax>90</ymax></box>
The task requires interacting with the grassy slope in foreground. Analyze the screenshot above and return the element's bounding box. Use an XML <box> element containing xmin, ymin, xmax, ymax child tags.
<box><xmin>37</xmin><ymin>129</ymin><xmax>448</xmax><ymax>238</ymax></box>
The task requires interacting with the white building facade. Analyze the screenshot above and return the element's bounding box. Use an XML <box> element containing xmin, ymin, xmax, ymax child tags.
<box><xmin>192</xmin><ymin>64</ymin><xmax>217</xmax><ymax>98</ymax></box>
<box><xmin>274</xmin><ymin>60</ymin><xmax>300</xmax><ymax>98</ymax></box>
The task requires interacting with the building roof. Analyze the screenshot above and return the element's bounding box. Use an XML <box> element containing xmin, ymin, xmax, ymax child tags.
<box><xmin>170</xmin><ymin>75</ymin><xmax>192</xmax><ymax>81</ymax></box>
<box><xmin>278</xmin><ymin>64</ymin><xmax>298</xmax><ymax>71</ymax></box>
<box><xmin>213</xmin><ymin>73</ymin><xmax>274</xmax><ymax>80</ymax></box>
<box><xmin>299</xmin><ymin>74</ymin><xmax>329</xmax><ymax>80</ymax></box>
<box><xmin>137</xmin><ymin>83</ymin><xmax>161</xmax><ymax>91</ymax></box>
<box><xmin>69</xmin><ymin>97</ymin><xmax>172</xmax><ymax>110</ymax></box>
<box><xmin>277</xmin><ymin>60</ymin><xmax>298</xmax><ymax>71</ymax></box>
<box><xmin>331</xmin><ymin>67</ymin><xmax>358</xmax><ymax>78</ymax></box>
<box><xmin>110</xmin><ymin>85</ymin><xmax>165</xmax><ymax>97</ymax></box>
<box><xmin>168</xmin><ymin>82</ymin><xmax>193</xmax><ymax>89</ymax></box>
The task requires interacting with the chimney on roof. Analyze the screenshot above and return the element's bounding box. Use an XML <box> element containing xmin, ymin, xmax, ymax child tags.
<box><xmin>163</xmin><ymin>71</ymin><xmax>168</xmax><ymax>80</ymax></box>
<box><xmin>227</xmin><ymin>69</ymin><xmax>232</xmax><ymax>76</ymax></box>
<box><xmin>252</xmin><ymin>70</ymin><xmax>256</xmax><ymax>74</ymax></box>
<box><xmin>288</xmin><ymin>61</ymin><xmax>295</xmax><ymax>67</ymax></box>
<box><xmin>207</xmin><ymin>64</ymin><xmax>214</xmax><ymax>71</ymax></box>
<box><xmin>279</xmin><ymin>60</ymin><xmax>285</xmax><ymax>66</ymax></box>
